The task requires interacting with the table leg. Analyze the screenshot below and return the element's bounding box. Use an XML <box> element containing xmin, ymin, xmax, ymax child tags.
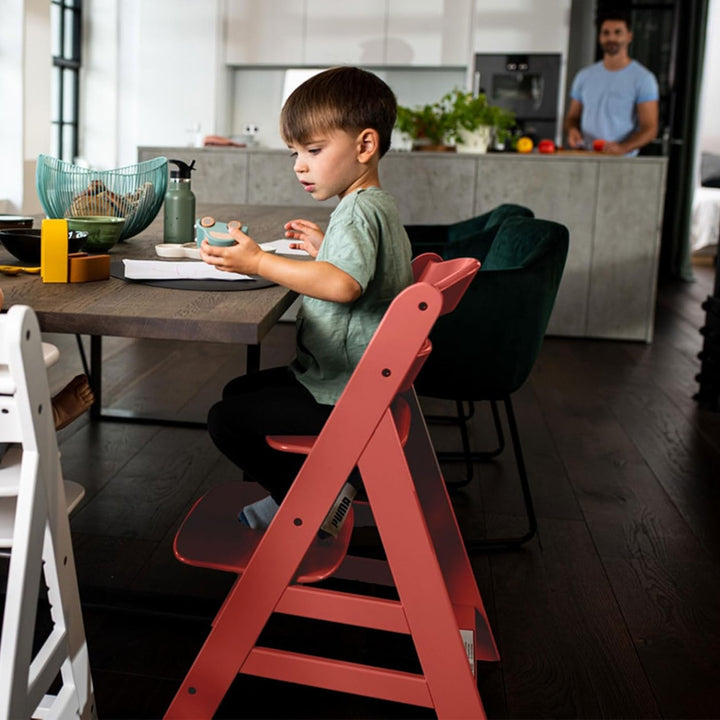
<box><xmin>247</xmin><ymin>343</ymin><xmax>260</xmax><ymax>374</ymax></box>
<box><xmin>84</xmin><ymin>335</ymin><xmax>261</xmax><ymax>428</ymax></box>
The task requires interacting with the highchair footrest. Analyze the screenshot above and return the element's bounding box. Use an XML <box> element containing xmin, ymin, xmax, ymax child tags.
<box><xmin>173</xmin><ymin>483</ymin><xmax>354</xmax><ymax>583</ymax></box>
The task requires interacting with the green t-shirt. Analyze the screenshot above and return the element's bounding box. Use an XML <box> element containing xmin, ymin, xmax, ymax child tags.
<box><xmin>291</xmin><ymin>187</ymin><xmax>413</xmax><ymax>405</ymax></box>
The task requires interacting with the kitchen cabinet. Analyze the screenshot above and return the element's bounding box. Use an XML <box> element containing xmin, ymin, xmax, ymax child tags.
<box><xmin>224</xmin><ymin>0</ymin><xmax>470</xmax><ymax>67</ymax></box>
<box><xmin>386</xmin><ymin>0</ymin><xmax>471</xmax><ymax>66</ymax></box>
<box><xmin>304</xmin><ymin>0</ymin><xmax>387</xmax><ymax>65</ymax></box>
<box><xmin>225</xmin><ymin>0</ymin><xmax>305</xmax><ymax>65</ymax></box>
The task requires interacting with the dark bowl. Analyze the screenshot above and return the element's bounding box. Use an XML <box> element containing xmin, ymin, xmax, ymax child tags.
<box><xmin>0</xmin><ymin>215</ymin><xmax>33</xmax><ymax>231</ymax></box>
<box><xmin>0</xmin><ymin>229</ymin><xmax>87</xmax><ymax>265</ymax></box>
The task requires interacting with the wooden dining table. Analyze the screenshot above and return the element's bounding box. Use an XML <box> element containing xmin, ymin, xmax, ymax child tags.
<box><xmin>0</xmin><ymin>203</ymin><xmax>331</xmax><ymax>425</ymax></box>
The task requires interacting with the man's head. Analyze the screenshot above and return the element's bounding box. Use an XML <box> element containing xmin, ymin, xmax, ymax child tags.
<box><xmin>597</xmin><ymin>11</ymin><xmax>633</xmax><ymax>58</ymax></box>
<box><xmin>280</xmin><ymin>66</ymin><xmax>397</xmax><ymax>157</ymax></box>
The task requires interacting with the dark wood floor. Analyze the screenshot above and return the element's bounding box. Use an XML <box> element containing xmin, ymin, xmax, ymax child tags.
<box><xmin>6</xmin><ymin>259</ymin><xmax>720</xmax><ymax>719</ymax></box>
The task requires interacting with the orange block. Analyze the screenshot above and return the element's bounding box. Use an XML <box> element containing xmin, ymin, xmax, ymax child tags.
<box><xmin>67</xmin><ymin>253</ymin><xmax>111</xmax><ymax>283</ymax></box>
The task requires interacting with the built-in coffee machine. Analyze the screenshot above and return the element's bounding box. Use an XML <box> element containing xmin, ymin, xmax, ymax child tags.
<box><xmin>473</xmin><ymin>53</ymin><xmax>561</xmax><ymax>142</ymax></box>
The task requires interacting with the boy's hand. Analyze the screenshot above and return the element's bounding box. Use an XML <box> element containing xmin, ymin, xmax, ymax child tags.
<box><xmin>284</xmin><ymin>219</ymin><xmax>324</xmax><ymax>258</ymax></box>
<box><xmin>199</xmin><ymin>226</ymin><xmax>263</xmax><ymax>275</ymax></box>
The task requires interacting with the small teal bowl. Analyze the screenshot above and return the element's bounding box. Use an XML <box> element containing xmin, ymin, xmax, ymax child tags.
<box><xmin>205</xmin><ymin>234</ymin><xmax>237</xmax><ymax>247</ymax></box>
<box><xmin>196</xmin><ymin>219</ymin><xmax>247</xmax><ymax>247</ymax></box>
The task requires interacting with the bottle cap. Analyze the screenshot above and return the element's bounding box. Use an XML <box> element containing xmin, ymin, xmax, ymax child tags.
<box><xmin>169</xmin><ymin>159</ymin><xmax>196</xmax><ymax>179</ymax></box>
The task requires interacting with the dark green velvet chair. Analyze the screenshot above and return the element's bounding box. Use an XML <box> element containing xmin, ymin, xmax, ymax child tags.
<box><xmin>414</xmin><ymin>216</ymin><xmax>569</xmax><ymax>549</ymax></box>
<box><xmin>404</xmin><ymin>203</ymin><xmax>534</xmax><ymax>260</ymax></box>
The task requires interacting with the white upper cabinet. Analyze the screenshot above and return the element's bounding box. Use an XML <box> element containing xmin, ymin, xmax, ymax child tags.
<box><xmin>304</xmin><ymin>0</ymin><xmax>387</xmax><ymax>65</ymax></box>
<box><xmin>386</xmin><ymin>0</ymin><xmax>471</xmax><ymax>66</ymax></box>
<box><xmin>225</xmin><ymin>0</ymin><xmax>305</xmax><ymax>65</ymax></box>
<box><xmin>224</xmin><ymin>0</ymin><xmax>473</xmax><ymax>67</ymax></box>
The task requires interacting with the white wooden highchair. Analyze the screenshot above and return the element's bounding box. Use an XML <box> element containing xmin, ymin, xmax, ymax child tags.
<box><xmin>0</xmin><ymin>305</ymin><xmax>95</xmax><ymax>719</ymax></box>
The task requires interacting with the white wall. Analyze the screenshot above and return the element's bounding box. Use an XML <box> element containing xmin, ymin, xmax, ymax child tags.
<box><xmin>83</xmin><ymin>0</ymin><xmax>225</xmax><ymax>168</ymax></box>
<box><xmin>0</xmin><ymin>0</ymin><xmax>51</xmax><ymax>213</ymax></box>
<box><xmin>82</xmin><ymin>0</ymin><xmax>121</xmax><ymax>169</ymax></box>
<box><xmin>698</xmin><ymin>0</ymin><xmax>720</xmax><ymax>154</ymax></box>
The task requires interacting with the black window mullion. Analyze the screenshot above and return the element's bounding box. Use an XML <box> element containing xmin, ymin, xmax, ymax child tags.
<box><xmin>51</xmin><ymin>0</ymin><xmax>82</xmax><ymax>161</ymax></box>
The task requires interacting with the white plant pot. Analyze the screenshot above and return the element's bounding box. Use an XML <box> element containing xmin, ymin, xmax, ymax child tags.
<box><xmin>456</xmin><ymin>125</ymin><xmax>493</xmax><ymax>154</ymax></box>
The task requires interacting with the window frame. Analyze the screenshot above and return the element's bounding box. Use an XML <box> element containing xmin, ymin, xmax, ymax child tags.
<box><xmin>51</xmin><ymin>0</ymin><xmax>82</xmax><ymax>161</ymax></box>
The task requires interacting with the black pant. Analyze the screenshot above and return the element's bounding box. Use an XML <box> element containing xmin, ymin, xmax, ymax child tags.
<box><xmin>207</xmin><ymin>366</ymin><xmax>334</xmax><ymax>504</ymax></box>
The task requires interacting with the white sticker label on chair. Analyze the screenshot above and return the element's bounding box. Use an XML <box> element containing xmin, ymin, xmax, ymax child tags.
<box><xmin>460</xmin><ymin>629</ymin><xmax>475</xmax><ymax>676</ymax></box>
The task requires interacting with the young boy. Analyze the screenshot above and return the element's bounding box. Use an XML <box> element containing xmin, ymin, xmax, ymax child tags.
<box><xmin>200</xmin><ymin>66</ymin><xmax>412</xmax><ymax>532</ymax></box>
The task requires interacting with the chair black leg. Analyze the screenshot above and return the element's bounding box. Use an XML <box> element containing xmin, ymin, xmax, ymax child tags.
<box><xmin>424</xmin><ymin>399</ymin><xmax>475</xmax><ymax>424</ymax></box>
<box><xmin>464</xmin><ymin>396</ymin><xmax>538</xmax><ymax>551</ymax></box>
<box><xmin>436</xmin><ymin>399</ymin><xmax>506</xmax><ymax>487</ymax></box>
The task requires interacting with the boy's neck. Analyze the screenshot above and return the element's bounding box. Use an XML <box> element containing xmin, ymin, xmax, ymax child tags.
<box><xmin>339</xmin><ymin>165</ymin><xmax>381</xmax><ymax>199</ymax></box>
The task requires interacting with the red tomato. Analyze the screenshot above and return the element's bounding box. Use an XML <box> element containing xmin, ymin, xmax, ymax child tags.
<box><xmin>538</xmin><ymin>139</ymin><xmax>556</xmax><ymax>154</ymax></box>
<box><xmin>593</xmin><ymin>138</ymin><xmax>607</xmax><ymax>152</ymax></box>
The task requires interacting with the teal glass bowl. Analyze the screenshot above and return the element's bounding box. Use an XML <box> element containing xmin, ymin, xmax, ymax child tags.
<box><xmin>65</xmin><ymin>216</ymin><xmax>126</xmax><ymax>253</ymax></box>
<box><xmin>36</xmin><ymin>154</ymin><xmax>168</xmax><ymax>240</ymax></box>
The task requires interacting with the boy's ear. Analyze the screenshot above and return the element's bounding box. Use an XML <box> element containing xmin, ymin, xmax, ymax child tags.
<box><xmin>356</xmin><ymin>128</ymin><xmax>380</xmax><ymax>162</ymax></box>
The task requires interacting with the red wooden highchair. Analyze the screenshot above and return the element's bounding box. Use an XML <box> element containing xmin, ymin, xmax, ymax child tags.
<box><xmin>165</xmin><ymin>254</ymin><xmax>499</xmax><ymax>719</ymax></box>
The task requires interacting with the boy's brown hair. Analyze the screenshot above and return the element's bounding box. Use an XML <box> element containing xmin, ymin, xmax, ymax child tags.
<box><xmin>280</xmin><ymin>66</ymin><xmax>397</xmax><ymax>157</ymax></box>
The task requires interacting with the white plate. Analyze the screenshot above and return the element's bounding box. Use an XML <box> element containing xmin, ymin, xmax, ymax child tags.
<box><xmin>260</xmin><ymin>239</ymin><xmax>306</xmax><ymax>255</ymax></box>
<box><xmin>182</xmin><ymin>242</ymin><xmax>202</xmax><ymax>259</ymax></box>
<box><xmin>155</xmin><ymin>243</ymin><xmax>188</xmax><ymax>258</ymax></box>
<box><xmin>155</xmin><ymin>242</ymin><xmax>274</xmax><ymax>260</ymax></box>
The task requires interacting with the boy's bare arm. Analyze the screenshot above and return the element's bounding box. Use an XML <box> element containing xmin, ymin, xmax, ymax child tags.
<box><xmin>200</xmin><ymin>234</ymin><xmax>361</xmax><ymax>303</ymax></box>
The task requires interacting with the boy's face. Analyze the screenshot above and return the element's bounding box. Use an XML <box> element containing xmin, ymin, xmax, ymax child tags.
<box><xmin>288</xmin><ymin>128</ymin><xmax>375</xmax><ymax>201</ymax></box>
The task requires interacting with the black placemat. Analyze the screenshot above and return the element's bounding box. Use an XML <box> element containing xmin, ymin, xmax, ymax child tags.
<box><xmin>110</xmin><ymin>260</ymin><xmax>275</xmax><ymax>291</ymax></box>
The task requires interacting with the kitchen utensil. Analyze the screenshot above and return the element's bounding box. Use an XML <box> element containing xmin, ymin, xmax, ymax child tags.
<box><xmin>0</xmin><ymin>265</ymin><xmax>41</xmax><ymax>275</ymax></box>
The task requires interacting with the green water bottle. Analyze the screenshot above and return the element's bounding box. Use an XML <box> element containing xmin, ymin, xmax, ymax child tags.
<box><xmin>163</xmin><ymin>159</ymin><xmax>196</xmax><ymax>243</ymax></box>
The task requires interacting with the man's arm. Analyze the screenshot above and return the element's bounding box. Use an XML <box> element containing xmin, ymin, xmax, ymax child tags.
<box><xmin>563</xmin><ymin>98</ymin><xmax>585</xmax><ymax>148</ymax></box>
<box><xmin>604</xmin><ymin>99</ymin><xmax>659</xmax><ymax>155</ymax></box>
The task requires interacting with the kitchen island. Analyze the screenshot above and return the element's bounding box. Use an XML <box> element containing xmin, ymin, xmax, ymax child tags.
<box><xmin>139</xmin><ymin>146</ymin><xmax>668</xmax><ymax>342</ymax></box>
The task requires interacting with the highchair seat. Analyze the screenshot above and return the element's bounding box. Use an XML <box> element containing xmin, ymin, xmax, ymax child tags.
<box><xmin>266</xmin><ymin>395</ymin><xmax>412</xmax><ymax>455</ymax></box>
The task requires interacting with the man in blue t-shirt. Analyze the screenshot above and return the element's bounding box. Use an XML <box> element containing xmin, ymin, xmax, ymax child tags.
<box><xmin>564</xmin><ymin>10</ymin><xmax>659</xmax><ymax>156</ymax></box>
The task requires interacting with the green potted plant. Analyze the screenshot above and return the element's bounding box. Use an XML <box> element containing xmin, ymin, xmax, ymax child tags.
<box><xmin>395</xmin><ymin>99</ymin><xmax>456</xmax><ymax>151</ymax></box>
<box><xmin>395</xmin><ymin>89</ymin><xmax>516</xmax><ymax>153</ymax></box>
<box><xmin>444</xmin><ymin>89</ymin><xmax>516</xmax><ymax>153</ymax></box>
